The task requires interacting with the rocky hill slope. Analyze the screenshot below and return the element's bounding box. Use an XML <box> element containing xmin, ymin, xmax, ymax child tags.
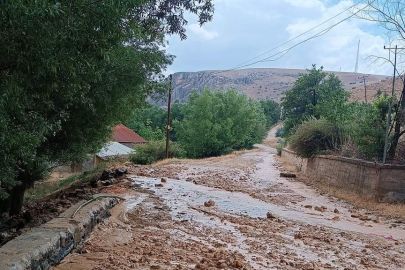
<box><xmin>162</xmin><ymin>68</ymin><xmax>389</xmax><ymax>104</ymax></box>
<box><xmin>350</xmin><ymin>76</ymin><xmax>404</xmax><ymax>103</ymax></box>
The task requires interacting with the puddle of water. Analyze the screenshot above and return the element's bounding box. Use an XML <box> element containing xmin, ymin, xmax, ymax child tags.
<box><xmin>132</xmin><ymin>176</ymin><xmax>405</xmax><ymax>241</ymax></box>
<box><xmin>125</xmin><ymin>194</ymin><xmax>147</xmax><ymax>211</ymax></box>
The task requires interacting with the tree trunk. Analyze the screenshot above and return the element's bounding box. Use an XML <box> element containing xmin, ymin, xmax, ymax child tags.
<box><xmin>0</xmin><ymin>196</ymin><xmax>11</xmax><ymax>214</ymax></box>
<box><xmin>8</xmin><ymin>183</ymin><xmax>26</xmax><ymax>216</ymax></box>
<box><xmin>388</xmin><ymin>82</ymin><xmax>405</xmax><ymax>159</ymax></box>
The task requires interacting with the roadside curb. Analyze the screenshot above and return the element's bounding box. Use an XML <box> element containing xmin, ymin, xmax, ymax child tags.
<box><xmin>0</xmin><ymin>196</ymin><xmax>119</xmax><ymax>270</ymax></box>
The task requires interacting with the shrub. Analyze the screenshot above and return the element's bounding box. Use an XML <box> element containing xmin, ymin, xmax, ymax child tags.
<box><xmin>176</xmin><ymin>89</ymin><xmax>267</xmax><ymax>158</ymax></box>
<box><xmin>275</xmin><ymin>127</ymin><xmax>284</xmax><ymax>137</ymax></box>
<box><xmin>129</xmin><ymin>140</ymin><xmax>184</xmax><ymax>165</ymax></box>
<box><xmin>289</xmin><ymin>117</ymin><xmax>342</xmax><ymax>158</ymax></box>
<box><xmin>276</xmin><ymin>139</ymin><xmax>286</xmax><ymax>156</ymax></box>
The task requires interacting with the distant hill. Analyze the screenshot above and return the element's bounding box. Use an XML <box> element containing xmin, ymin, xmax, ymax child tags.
<box><xmin>349</xmin><ymin>76</ymin><xmax>404</xmax><ymax>103</ymax></box>
<box><xmin>159</xmin><ymin>68</ymin><xmax>390</xmax><ymax>105</ymax></box>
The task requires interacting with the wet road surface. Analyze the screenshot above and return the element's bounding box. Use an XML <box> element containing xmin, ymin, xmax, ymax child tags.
<box><xmin>54</xmin><ymin>128</ymin><xmax>405</xmax><ymax>270</ymax></box>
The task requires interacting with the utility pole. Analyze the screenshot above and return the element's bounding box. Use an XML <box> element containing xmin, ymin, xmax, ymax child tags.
<box><xmin>361</xmin><ymin>75</ymin><xmax>370</xmax><ymax>104</ymax></box>
<box><xmin>383</xmin><ymin>45</ymin><xmax>398</xmax><ymax>164</ymax></box>
<box><xmin>165</xmin><ymin>75</ymin><xmax>172</xmax><ymax>159</ymax></box>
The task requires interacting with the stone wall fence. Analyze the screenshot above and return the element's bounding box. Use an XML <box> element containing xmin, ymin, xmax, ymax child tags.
<box><xmin>281</xmin><ymin>148</ymin><xmax>405</xmax><ymax>202</ymax></box>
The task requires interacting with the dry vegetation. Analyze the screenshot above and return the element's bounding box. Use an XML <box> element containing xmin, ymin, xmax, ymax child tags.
<box><xmin>350</xmin><ymin>77</ymin><xmax>404</xmax><ymax>103</ymax></box>
<box><xmin>276</xmin><ymin>155</ymin><xmax>405</xmax><ymax>219</ymax></box>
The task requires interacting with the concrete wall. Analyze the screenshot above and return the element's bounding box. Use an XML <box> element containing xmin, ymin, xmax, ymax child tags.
<box><xmin>281</xmin><ymin>148</ymin><xmax>405</xmax><ymax>202</ymax></box>
<box><xmin>0</xmin><ymin>197</ymin><xmax>119</xmax><ymax>270</ymax></box>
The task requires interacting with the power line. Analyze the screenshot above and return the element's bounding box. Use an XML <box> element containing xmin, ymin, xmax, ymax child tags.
<box><xmin>212</xmin><ymin>1</ymin><xmax>373</xmax><ymax>75</ymax></box>
<box><xmin>189</xmin><ymin>0</ymin><xmax>374</xmax><ymax>92</ymax></box>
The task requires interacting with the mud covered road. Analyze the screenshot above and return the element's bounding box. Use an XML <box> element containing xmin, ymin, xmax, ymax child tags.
<box><xmin>54</xmin><ymin>127</ymin><xmax>405</xmax><ymax>270</ymax></box>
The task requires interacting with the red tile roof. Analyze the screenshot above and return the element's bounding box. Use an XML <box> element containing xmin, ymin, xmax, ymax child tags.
<box><xmin>112</xmin><ymin>124</ymin><xmax>146</xmax><ymax>144</ymax></box>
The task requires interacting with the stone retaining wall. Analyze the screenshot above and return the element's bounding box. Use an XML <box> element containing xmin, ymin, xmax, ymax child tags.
<box><xmin>281</xmin><ymin>148</ymin><xmax>405</xmax><ymax>202</ymax></box>
<box><xmin>0</xmin><ymin>197</ymin><xmax>119</xmax><ymax>270</ymax></box>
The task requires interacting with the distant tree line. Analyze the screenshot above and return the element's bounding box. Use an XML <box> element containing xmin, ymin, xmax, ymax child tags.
<box><xmin>128</xmin><ymin>89</ymin><xmax>280</xmax><ymax>163</ymax></box>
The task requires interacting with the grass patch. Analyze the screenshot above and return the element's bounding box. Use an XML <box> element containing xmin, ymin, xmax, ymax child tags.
<box><xmin>129</xmin><ymin>140</ymin><xmax>184</xmax><ymax>165</ymax></box>
<box><xmin>152</xmin><ymin>158</ymin><xmax>188</xmax><ymax>166</ymax></box>
<box><xmin>24</xmin><ymin>162</ymin><xmax>108</xmax><ymax>202</ymax></box>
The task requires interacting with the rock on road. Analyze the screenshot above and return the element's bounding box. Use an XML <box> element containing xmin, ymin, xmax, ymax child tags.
<box><xmin>54</xmin><ymin>126</ymin><xmax>405</xmax><ymax>270</ymax></box>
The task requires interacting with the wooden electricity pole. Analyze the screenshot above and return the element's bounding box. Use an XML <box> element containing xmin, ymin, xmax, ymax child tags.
<box><xmin>383</xmin><ymin>45</ymin><xmax>398</xmax><ymax>164</ymax></box>
<box><xmin>165</xmin><ymin>75</ymin><xmax>172</xmax><ymax>159</ymax></box>
<box><xmin>361</xmin><ymin>75</ymin><xmax>369</xmax><ymax>104</ymax></box>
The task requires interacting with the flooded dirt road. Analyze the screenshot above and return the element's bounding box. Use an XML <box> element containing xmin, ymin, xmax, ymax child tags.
<box><xmin>55</xmin><ymin>128</ymin><xmax>405</xmax><ymax>270</ymax></box>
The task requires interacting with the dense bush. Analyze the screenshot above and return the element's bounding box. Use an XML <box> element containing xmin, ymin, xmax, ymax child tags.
<box><xmin>176</xmin><ymin>89</ymin><xmax>267</xmax><ymax>158</ymax></box>
<box><xmin>260</xmin><ymin>100</ymin><xmax>280</xmax><ymax>128</ymax></box>
<box><xmin>276</xmin><ymin>139</ymin><xmax>286</xmax><ymax>156</ymax></box>
<box><xmin>129</xmin><ymin>141</ymin><xmax>184</xmax><ymax>165</ymax></box>
<box><xmin>281</xmin><ymin>64</ymin><xmax>394</xmax><ymax>162</ymax></box>
<box><xmin>289</xmin><ymin>95</ymin><xmax>394</xmax><ymax>161</ymax></box>
<box><xmin>281</xmin><ymin>65</ymin><xmax>349</xmax><ymax>137</ymax></box>
<box><xmin>349</xmin><ymin>96</ymin><xmax>393</xmax><ymax>160</ymax></box>
<box><xmin>126</xmin><ymin>101</ymin><xmax>183</xmax><ymax>141</ymax></box>
<box><xmin>275</xmin><ymin>127</ymin><xmax>284</xmax><ymax>137</ymax></box>
<box><xmin>289</xmin><ymin>117</ymin><xmax>342</xmax><ymax>158</ymax></box>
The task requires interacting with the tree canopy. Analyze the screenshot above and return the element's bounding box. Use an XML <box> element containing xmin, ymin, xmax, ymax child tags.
<box><xmin>0</xmin><ymin>0</ymin><xmax>214</xmax><ymax>214</ymax></box>
<box><xmin>175</xmin><ymin>89</ymin><xmax>267</xmax><ymax>158</ymax></box>
<box><xmin>260</xmin><ymin>100</ymin><xmax>281</xmax><ymax>128</ymax></box>
<box><xmin>281</xmin><ymin>65</ymin><xmax>349</xmax><ymax>136</ymax></box>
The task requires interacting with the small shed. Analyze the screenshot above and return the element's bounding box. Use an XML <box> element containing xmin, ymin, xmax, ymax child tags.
<box><xmin>112</xmin><ymin>124</ymin><xmax>146</xmax><ymax>148</ymax></box>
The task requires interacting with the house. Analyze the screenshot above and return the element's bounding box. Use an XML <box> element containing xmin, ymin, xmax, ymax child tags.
<box><xmin>93</xmin><ymin>124</ymin><xmax>145</xmax><ymax>166</ymax></box>
<box><xmin>112</xmin><ymin>124</ymin><xmax>147</xmax><ymax>148</ymax></box>
<box><xmin>49</xmin><ymin>125</ymin><xmax>145</xmax><ymax>180</ymax></box>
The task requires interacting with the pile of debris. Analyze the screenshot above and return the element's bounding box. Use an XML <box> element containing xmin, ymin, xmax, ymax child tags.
<box><xmin>92</xmin><ymin>168</ymin><xmax>127</xmax><ymax>187</ymax></box>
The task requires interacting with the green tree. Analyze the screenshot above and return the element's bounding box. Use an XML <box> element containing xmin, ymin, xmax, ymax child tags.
<box><xmin>358</xmin><ymin>1</ymin><xmax>405</xmax><ymax>160</ymax></box>
<box><xmin>0</xmin><ymin>0</ymin><xmax>214</xmax><ymax>215</ymax></box>
<box><xmin>260</xmin><ymin>100</ymin><xmax>281</xmax><ymax>128</ymax></box>
<box><xmin>176</xmin><ymin>89</ymin><xmax>266</xmax><ymax>158</ymax></box>
<box><xmin>125</xmin><ymin>102</ymin><xmax>184</xmax><ymax>141</ymax></box>
<box><xmin>169</xmin><ymin>101</ymin><xmax>184</xmax><ymax>141</ymax></box>
<box><xmin>351</xmin><ymin>95</ymin><xmax>395</xmax><ymax>160</ymax></box>
<box><xmin>126</xmin><ymin>106</ymin><xmax>167</xmax><ymax>141</ymax></box>
<box><xmin>281</xmin><ymin>65</ymin><xmax>349</xmax><ymax>136</ymax></box>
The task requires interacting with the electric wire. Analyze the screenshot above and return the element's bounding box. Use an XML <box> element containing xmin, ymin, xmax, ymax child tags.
<box><xmin>226</xmin><ymin>0</ymin><xmax>368</xmax><ymax>72</ymax></box>
<box><xmin>211</xmin><ymin>0</ymin><xmax>373</xmax><ymax>75</ymax></box>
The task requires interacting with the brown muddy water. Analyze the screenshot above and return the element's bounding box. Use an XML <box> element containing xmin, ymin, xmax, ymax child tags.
<box><xmin>54</xmin><ymin>131</ymin><xmax>405</xmax><ymax>269</ymax></box>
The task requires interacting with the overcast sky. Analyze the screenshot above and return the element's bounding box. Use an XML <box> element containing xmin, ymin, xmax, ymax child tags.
<box><xmin>164</xmin><ymin>0</ymin><xmax>395</xmax><ymax>76</ymax></box>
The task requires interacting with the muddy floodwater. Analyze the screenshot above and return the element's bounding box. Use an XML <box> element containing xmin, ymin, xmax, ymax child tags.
<box><xmin>54</xmin><ymin>128</ymin><xmax>405</xmax><ymax>270</ymax></box>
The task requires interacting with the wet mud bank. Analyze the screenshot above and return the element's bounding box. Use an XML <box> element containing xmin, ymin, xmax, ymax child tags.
<box><xmin>0</xmin><ymin>197</ymin><xmax>119</xmax><ymax>270</ymax></box>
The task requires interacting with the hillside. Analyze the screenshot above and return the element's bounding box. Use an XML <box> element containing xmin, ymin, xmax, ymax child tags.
<box><xmin>163</xmin><ymin>68</ymin><xmax>390</xmax><ymax>104</ymax></box>
<box><xmin>349</xmin><ymin>76</ymin><xmax>404</xmax><ymax>103</ymax></box>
